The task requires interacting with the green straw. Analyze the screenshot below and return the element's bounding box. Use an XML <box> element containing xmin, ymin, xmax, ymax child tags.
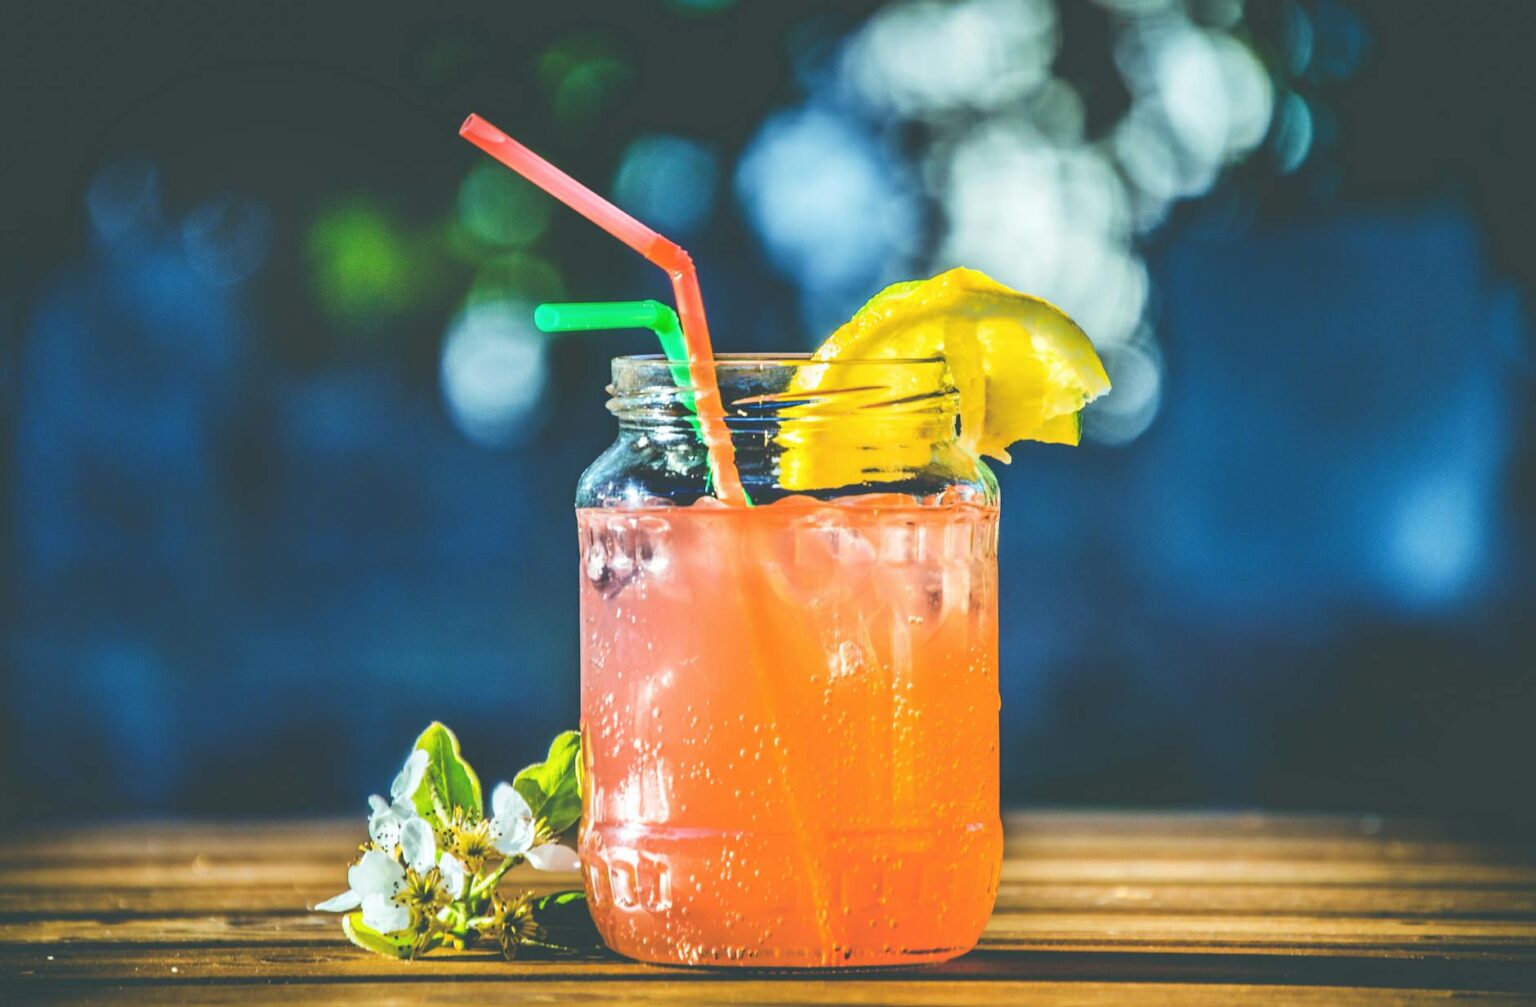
<box><xmin>535</xmin><ymin>300</ymin><xmax>750</xmax><ymax>503</ymax></box>
<box><xmin>534</xmin><ymin>300</ymin><xmax>695</xmax><ymax>411</ymax></box>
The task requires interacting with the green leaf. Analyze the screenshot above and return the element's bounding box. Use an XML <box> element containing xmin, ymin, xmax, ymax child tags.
<box><xmin>342</xmin><ymin>912</ymin><xmax>415</xmax><ymax>959</ymax></box>
<box><xmin>526</xmin><ymin>890</ymin><xmax>604</xmax><ymax>951</ymax></box>
<box><xmin>513</xmin><ymin>730</ymin><xmax>582</xmax><ymax>835</ymax></box>
<box><xmin>411</xmin><ymin>722</ymin><xmax>484</xmax><ymax>824</ymax></box>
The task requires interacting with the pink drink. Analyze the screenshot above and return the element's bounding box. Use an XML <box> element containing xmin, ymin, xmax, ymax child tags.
<box><xmin>578</xmin><ymin>494</ymin><xmax>1001</xmax><ymax>967</ymax></box>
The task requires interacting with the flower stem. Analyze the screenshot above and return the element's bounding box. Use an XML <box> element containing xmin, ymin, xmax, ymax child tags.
<box><xmin>469</xmin><ymin>854</ymin><xmax>522</xmax><ymax>900</ymax></box>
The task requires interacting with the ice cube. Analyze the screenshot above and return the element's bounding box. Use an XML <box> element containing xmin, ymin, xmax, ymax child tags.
<box><xmin>830</xmin><ymin>639</ymin><xmax>868</xmax><ymax>681</ymax></box>
<box><xmin>766</xmin><ymin>508</ymin><xmax>877</xmax><ymax>606</ymax></box>
<box><xmin>583</xmin><ymin>520</ymin><xmax>640</xmax><ymax>599</ymax></box>
<box><xmin>633</xmin><ymin>516</ymin><xmax>673</xmax><ymax>579</ymax></box>
<box><xmin>876</xmin><ymin>555</ymin><xmax>956</xmax><ymax>644</ymax></box>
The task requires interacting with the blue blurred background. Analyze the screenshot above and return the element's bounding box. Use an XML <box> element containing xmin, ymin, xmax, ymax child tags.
<box><xmin>2</xmin><ymin>0</ymin><xmax>1532</xmax><ymax>824</ymax></box>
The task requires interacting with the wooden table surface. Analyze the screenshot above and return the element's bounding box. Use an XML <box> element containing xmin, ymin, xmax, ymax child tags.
<box><xmin>3</xmin><ymin>812</ymin><xmax>1535</xmax><ymax>1004</ymax></box>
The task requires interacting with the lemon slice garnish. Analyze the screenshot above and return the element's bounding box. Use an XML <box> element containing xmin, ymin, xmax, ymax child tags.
<box><xmin>778</xmin><ymin>268</ymin><xmax>1110</xmax><ymax>490</ymax></box>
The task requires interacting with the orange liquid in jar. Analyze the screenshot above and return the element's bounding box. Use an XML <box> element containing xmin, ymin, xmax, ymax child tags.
<box><xmin>578</xmin><ymin>494</ymin><xmax>1001</xmax><ymax>967</ymax></box>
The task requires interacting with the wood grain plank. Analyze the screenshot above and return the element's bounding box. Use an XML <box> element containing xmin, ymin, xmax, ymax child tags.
<box><xmin>1002</xmin><ymin>836</ymin><xmax>1536</xmax><ymax>865</ymax></box>
<box><xmin>6</xmin><ymin>911</ymin><xmax>1536</xmax><ymax>956</ymax></box>
<box><xmin>9</xmin><ymin>980</ymin><xmax>1533</xmax><ymax>1007</ymax></box>
<box><xmin>5</xmin><ymin>813</ymin><xmax>1536</xmax><ymax>1000</ymax></box>
<box><xmin>998</xmin><ymin>859</ymin><xmax>1536</xmax><ymax>888</ymax></box>
<box><xmin>0</xmin><ymin>865</ymin><xmax>587</xmax><ymax>894</ymax></box>
<box><xmin>14</xmin><ymin>833</ymin><xmax>1529</xmax><ymax>871</ymax></box>
<box><xmin>996</xmin><ymin>882</ymin><xmax>1536</xmax><ymax>918</ymax></box>
<box><xmin>1001</xmin><ymin>812</ymin><xmax>1497</xmax><ymax>840</ymax></box>
<box><xmin>10</xmin><ymin>857</ymin><xmax>1534</xmax><ymax>893</ymax></box>
<box><xmin>7</xmin><ymin>811</ymin><xmax>1529</xmax><ymax>861</ymax></box>
<box><xmin>1</xmin><ymin>822</ymin><xmax>359</xmax><ymax>865</ymax></box>
<box><xmin>7</xmin><ymin>811</ymin><xmax>1516</xmax><ymax>863</ymax></box>
<box><xmin>8</xmin><ymin>884</ymin><xmax>1536</xmax><ymax>921</ymax></box>
<box><xmin>5</xmin><ymin>945</ymin><xmax>1536</xmax><ymax>993</ymax></box>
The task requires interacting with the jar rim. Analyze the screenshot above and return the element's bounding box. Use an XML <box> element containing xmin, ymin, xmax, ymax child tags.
<box><xmin>613</xmin><ymin>352</ymin><xmax>948</xmax><ymax>368</ymax></box>
<box><xmin>605</xmin><ymin>352</ymin><xmax>962</xmax><ymax>464</ymax></box>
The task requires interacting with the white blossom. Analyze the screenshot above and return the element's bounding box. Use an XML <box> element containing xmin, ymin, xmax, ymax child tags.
<box><xmin>367</xmin><ymin>749</ymin><xmax>428</xmax><ymax>853</ymax></box>
<box><xmin>487</xmin><ymin>782</ymin><xmax>535</xmax><ymax>857</ymax></box>
<box><xmin>315</xmin><ymin>850</ymin><xmax>410</xmax><ymax>933</ymax></box>
<box><xmin>399</xmin><ymin>817</ymin><xmax>436</xmax><ymax>874</ymax></box>
<box><xmin>438</xmin><ymin>852</ymin><xmax>466</xmax><ymax>898</ymax></box>
<box><xmin>526</xmin><ymin>842</ymin><xmax>581</xmax><ymax>871</ymax></box>
<box><xmin>487</xmin><ymin>781</ymin><xmax>581</xmax><ymax>871</ymax></box>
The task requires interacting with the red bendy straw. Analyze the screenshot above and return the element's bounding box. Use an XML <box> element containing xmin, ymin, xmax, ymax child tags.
<box><xmin>459</xmin><ymin>114</ymin><xmax>746</xmax><ymax>505</ymax></box>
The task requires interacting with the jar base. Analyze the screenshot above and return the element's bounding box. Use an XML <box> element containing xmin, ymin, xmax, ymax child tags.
<box><xmin>582</xmin><ymin>821</ymin><xmax>1000</xmax><ymax>970</ymax></box>
<box><xmin>604</xmin><ymin>936</ymin><xmax>977</xmax><ymax>970</ymax></box>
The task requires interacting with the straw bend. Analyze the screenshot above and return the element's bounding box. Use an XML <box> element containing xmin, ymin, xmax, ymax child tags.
<box><xmin>646</xmin><ymin>237</ymin><xmax>693</xmax><ymax>276</ymax></box>
<box><xmin>458</xmin><ymin>111</ymin><xmax>747</xmax><ymax>505</ymax></box>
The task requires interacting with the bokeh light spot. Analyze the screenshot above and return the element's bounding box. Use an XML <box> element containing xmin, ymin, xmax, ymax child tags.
<box><xmin>306</xmin><ymin>198</ymin><xmax>422</xmax><ymax>329</ymax></box>
<box><xmin>1281</xmin><ymin>0</ymin><xmax>1315</xmax><ymax>75</ymax></box>
<box><xmin>458</xmin><ymin>162</ymin><xmax>552</xmax><ymax>249</ymax></box>
<box><xmin>181</xmin><ymin>196</ymin><xmax>274</xmax><ymax>287</ymax></box>
<box><xmin>736</xmin><ymin>105</ymin><xmax>919</xmax><ymax>326</ymax></box>
<box><xmin>843</xmin><ymin>0</ymin><xmax>1057</xmax><ymax>119</ymax></box>
<box><xmin>539</xmin><ymin>37</ymin><xmax>632</xmax><ymax>126</ymax></box>
<box><xmin>440</xmin><ymin>298</ymin><xmax>549</xmax><ymax>449</ymax></box>
<box><xmin>1027</xmin><ymin>78</ymin><xmax>1087</xmax><ymax>144</ymax></box>
<box><xmin>87</xmin><ymin>158</ymin><xmax>161</xmax><ymax>244</ymax></box>
<box><xmin>1097</xmin><ymin>0</ymin><xmax>1178</xmax><ymax>13</ymax></box>
<box><xmin>935</xmin><ymin>125</ymin><xmax>1145</xmax><ymax>349</ymax></box>
<box><xmin>1155</xmin><ymin>26</ymin><xmax>1272</xmax><ymax>164</ymax></box>
<box><xmin>412</xmin><ymin>28</ymin><xmax>486</xmax><ymax>90</ymax></box>
<box><xmin>613</xmin><ymin>134</ymin><xmax>720</xmax><ymax>237</ymax></box>
<box><xmin>1272</xmin><ymin>91</ymin><xmax>1314</xmax><ymax>174</ymax></box>
<box><xmin>1112</xmin><ymin>17</ymin><xmax>1273</xmax><ymax>213</ymax></box>
<box><xmin>1192</xmin><ymin>0</ymin><xmax>1244</xmax><ymax>29</ymax></box>
<box><xmin>1314</xmin><ymin>0</ymin><xmax>1369</xmax><ymax>79</ymax></box>
<box><xmin>1082</xmin><ymin>338</ymin><xmax>1163</xmax><ymax>446</ymax></box>
<box><xmin>1113</xmin><ymin>107</ymin><xmax>1186</xmax><ymax>222</ymax></box>
<box><xmin>1387</xmin><ymin>474</ymin><xmax>1487</xmax><ymax>610</ymax></box>
<box><xmin>468</xmin><ymin>252</ymin><xmax>566</xmax><ymax>308</ymax></box>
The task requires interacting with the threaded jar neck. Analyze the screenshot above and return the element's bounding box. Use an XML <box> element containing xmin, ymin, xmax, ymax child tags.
<box><xmin>607</xmin><ymin>354</ymin><xmax>959</xmax><ymax>439</ymax></box>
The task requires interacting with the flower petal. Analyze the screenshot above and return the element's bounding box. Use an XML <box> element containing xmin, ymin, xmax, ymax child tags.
<box><xmin>361</xmin><ymin>891</ymin><xmax>411</xmax><ymax>934</ymax></box>
<box><xmin>491</xmin><ymin>781</ymin><xmax>531</xmax><ymax>821</ymax></box>
<box><xmin>349</xmin><ymin>850</ymin><xmax>406</xmax><ymax>897</ymax></box>
<box><xmin>488</xmin><ymin>782</ymin><xmax>535</xmax><ymax>855</ymax></box>
<box><xmin>438</xmin><ymin>852</ymin><xmax>466</xmax><ymax>899</ymax></box>
<box><xmin>526</xmin><ymin>843</ymin><xmax>581</xmax><ymax>872</ymax></box>
<box><xmin>391</xmin><ymin>749</ymin><xmax>429</xmax><ymax>803</ymax></box>
<box><xmin>399</xmin><ymin>817</ymin><xmax>436</xmax><ymax>874</ymax></box>
<box><xmin>368</xmin><ymin>809</ymin><xmax>403</xmax><ymax>853</ymax></box>
<box><xmin>489</xmin><ymin>819</ymin><xmax>533</xmax><ymax>855</ymax></box>
<box><xmin>367</xmin><ymin>795</ymin><xmax>390</xmax><ymax>817</ymax></box>
<box><xmin>314</xmin><ymin>889</ymin><xmax>362</xmax><ymax>912</ymax></box>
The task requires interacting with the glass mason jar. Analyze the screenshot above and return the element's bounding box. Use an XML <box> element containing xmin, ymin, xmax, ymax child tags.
<box><xmin>576</xmin><ymin>355</ymin><xmax>1001</xmax><ymax>968</ymax></box>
